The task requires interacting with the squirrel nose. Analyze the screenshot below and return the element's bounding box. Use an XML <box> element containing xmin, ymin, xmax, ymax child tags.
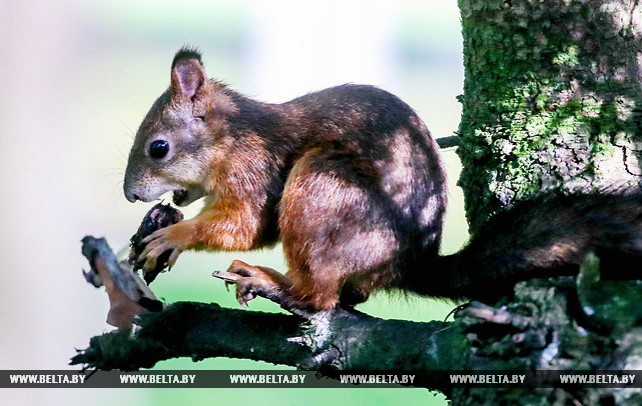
<box><xmin>124</xmin><ymin>189</ymin><xmax>139</xmax><ymax>203</ymax></box>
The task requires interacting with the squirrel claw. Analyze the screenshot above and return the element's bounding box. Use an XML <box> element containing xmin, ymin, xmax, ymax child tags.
<box><xmin>141</xmin><ymin>228</ymin><xmax>167</xmax><ymax>244</ymax></box>
<box><xmin>138</xmin><ymin>227</ymin><xmax>184</xmax><ymax>273</ymax></box>
<box><xmin>235</xmin><ymin>277</ymin><xmax>270</xmax><ymax>307</ymax></box>
<box><xmin>212</xmin><ymin>261</ymin><xmax>304</xmax><ymax>314</ymax></box>
<box><xmin>212</xmin><ymin>270</ymin><xmax>273</xmax><ymax>306</ymax></box>
<box><xmin>235</xmin><ymin>279</ymin><xmax>259</xmax><ymax>306</ymax></box>
<box><xmin>212</xmin><ymin>271</ymin><xmax>243</xmax><ymax>283</ymax></box>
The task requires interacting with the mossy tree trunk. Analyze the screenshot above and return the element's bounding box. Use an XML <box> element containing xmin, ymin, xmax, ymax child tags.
<box><xmin>457</xmin><ymin>0</ymin><xmax>642</xmax><ymax>232</ymax></box>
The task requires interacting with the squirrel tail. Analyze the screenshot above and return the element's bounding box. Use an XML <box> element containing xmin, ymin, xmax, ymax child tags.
<box><xmin>401</xmin><ymin>191</ymin><xmax>642</xmax><ymax>302</ymax></box>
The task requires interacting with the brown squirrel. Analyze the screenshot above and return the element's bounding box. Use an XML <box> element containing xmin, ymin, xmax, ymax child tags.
<box><xmin>124</xmin><ymin>47</ymin><xmax>642</xmax><ymax>311</ymax></box>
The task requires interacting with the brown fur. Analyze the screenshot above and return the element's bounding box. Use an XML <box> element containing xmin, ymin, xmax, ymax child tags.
<box><xmin>125</xmin><ymin>47</ymin><xmax>446</xmax><ymax>310</ymax></box>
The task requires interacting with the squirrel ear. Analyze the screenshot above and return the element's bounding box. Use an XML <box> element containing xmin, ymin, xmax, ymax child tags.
<box><xmin>170</xmin><ymin>47</ymin><xmax>209</xmax><ymax>101</ymax></box>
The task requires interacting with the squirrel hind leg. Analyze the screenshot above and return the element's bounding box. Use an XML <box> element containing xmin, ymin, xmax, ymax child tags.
<box><xmin>279</xmin><ymin>147</ymin><xmax>401</xmax><ymax>312</ymax></box>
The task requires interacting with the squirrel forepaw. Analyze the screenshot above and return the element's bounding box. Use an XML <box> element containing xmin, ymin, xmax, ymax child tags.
<box><xmin>139</xmin><ymin>225</ymin><xmax>188</xmax><ymax>271</ymax></box>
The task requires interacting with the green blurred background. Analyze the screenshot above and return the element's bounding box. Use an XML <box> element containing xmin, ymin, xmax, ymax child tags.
<box><xmin>0</xmin><ymin>0</ymin><xmax>465</xmax><ymax>404</ymax></box>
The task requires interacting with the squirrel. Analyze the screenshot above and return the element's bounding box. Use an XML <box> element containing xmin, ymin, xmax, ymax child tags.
<box><xmin>124</xmin><ymin>47</ymin><xmax>642</xmax><ymax>311</ymax></box>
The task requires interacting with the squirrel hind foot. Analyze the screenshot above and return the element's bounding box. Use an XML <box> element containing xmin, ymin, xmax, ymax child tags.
<box><xmin>217</xmin><ymin>260</ymin><xmax>291</xmax><ymax>307</ymax></box>
<box><xmin>215</xmin><ymin>260</ymin><xmax>343</xmax><ymax>316</ymax></box>
<box><xmin>226</xmin><ymin>260</ymin><xmax>293</xmax><ymax>287</ymax></box>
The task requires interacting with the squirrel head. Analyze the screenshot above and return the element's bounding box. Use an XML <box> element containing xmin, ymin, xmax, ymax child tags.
<box><xmin>123</xmin><ymin>47</ymin><xmax>235</xmax><ymax>207</ymax></box>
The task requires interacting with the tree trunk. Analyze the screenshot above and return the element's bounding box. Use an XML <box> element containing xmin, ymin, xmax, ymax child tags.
<box><xmin>457</xmin><ymin>0</ymin><xmax>642</xmax><ymax>232</ymax></box>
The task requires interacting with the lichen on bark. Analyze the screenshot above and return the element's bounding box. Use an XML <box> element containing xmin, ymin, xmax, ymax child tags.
<box><xmin>457</xmin><ymin>0</ymin><xmax>642</xmax><ymax>232</ymax></box>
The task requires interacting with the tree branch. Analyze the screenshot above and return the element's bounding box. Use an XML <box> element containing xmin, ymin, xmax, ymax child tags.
<box><xmin>75</xmin><ymin>238</ymin><xmax>642</xmax><ymax>403</ymax></box>
<box><xmin>436</xmin><ymin>135</ymin><xmax>460</xmax><ymax>149</ymax></box>
<box><xmin>70</xmin><ymin>301</ymin><xmax>464</xmax><ymax>375</ymax></box>
<box><xmin>74</xmin><ymin>236</ymin><xmax>466</xmax><ymax>393</ymax></box>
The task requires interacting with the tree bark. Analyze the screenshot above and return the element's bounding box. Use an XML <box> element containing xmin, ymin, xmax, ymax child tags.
<box><xmin>457</xmin><ymin>0</ymin><xmax>642</xmax><ymax>232</ymax></box>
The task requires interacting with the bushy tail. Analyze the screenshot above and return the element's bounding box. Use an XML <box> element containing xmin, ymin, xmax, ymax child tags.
<box><xmin>403</xmin><ymin>192</ymin><xmax>642</xmax><ymax>302</ymax></box>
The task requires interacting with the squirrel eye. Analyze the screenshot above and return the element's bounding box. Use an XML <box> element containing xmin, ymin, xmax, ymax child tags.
<box><xmin>149</xmin><ymin>140</ymin><xmax>170</xmax><ymax>159</ymax></box>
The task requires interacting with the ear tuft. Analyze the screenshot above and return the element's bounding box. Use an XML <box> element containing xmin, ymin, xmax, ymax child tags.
<box><xmin>170</xmin><ymin>45</ymin><xmax>208</xmax><ymax>101</ymax></box>
<box><xmin>172</xmin><ymin>45</ymin><xmax>203</xmax><ymax>70</ymax></box>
